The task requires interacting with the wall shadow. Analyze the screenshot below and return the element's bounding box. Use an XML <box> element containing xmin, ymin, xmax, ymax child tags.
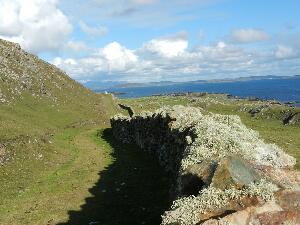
<box><xmin>57</xmin><ymin>128</ymin><xmax>171</xmax><ymax>225</ymax></box>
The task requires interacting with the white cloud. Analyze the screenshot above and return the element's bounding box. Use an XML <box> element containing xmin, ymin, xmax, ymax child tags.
<box><xmin>52</xmin><ymin>38</ymin><xmax>254</xmax><ymax>82</ymax></box>
<box><xmin>50</xmin><ymin>31</ymin><xmax>300</xmax><ymax>83</ymax></box>
<box><xmin>79</xmin><ymin>21</ymin><xmax>108</xmax><ymax>37</ymax></box>
<box><xmin>275</xmin><ymin>45</ymin><xmax>296</xmax><ymax>59</ymax></box>
<box><xmin>52</xmin><ymin>42</ymin><xmax>139</xmax><ymax>78</ymax></box>
<box><xmin>230</xmin><ymin>29</ymin><xmax>269</xmax><ymax>43</ymax></box>
<box><xmin>100</xmin><ymin>42</ymin><xmax>138</xmax><ymax>71</ymax></box>
<box><xmin>0</xmin><ymin>0</ymin><xmax>72</xmax><ymax>53</ymax></box>
<box><xmin>143</xmin><ymin>32</ymin><xmax>188</xmax><ymax>57</ymax></box>
<box><xmin>53</xmin><ymin>34</ymin><xmax>300</xmax><ymax>82</ymax></box>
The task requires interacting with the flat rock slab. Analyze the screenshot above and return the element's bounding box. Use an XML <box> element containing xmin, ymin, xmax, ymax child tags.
<box><xmin>212</xmin><ymin>157</ymin><xmax>261</xmax><ymax>190</ymax></box>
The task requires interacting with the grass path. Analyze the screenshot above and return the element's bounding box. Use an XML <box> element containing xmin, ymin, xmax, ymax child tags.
<box><xmin>0</xmin><ymin>126</ymin><xmax>111</xmax><ymax>225</ymax></box>
<box><xmin>0</xmin><ymin>126</ymin><xmax>170</xmax><ymax>225</ymax></box>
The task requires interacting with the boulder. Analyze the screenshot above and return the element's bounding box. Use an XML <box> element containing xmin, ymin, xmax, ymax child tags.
<box><xmin>254</xmin><ymin>210</ymin><xmax>300</xmax><ymax>225</ymax></box>
<box><xmin>198</xmin><ymin>196</ymin><xmax>261</xmax><ymax>223</ymax></box>
<box><xmin>179</xmin><ymin>160</ymin><xmax>217</xmax><ymax>195</ymax></box>
<box><xmin>275</xmin><ymin>189</ymin><xmax>300</xmax><ymax>211</ymax></box>
<box><xmin>211</xmin><ymin>157</ymin><xmax>261</xmax><ymax>190</ymax></box>
<box><xmin>203</xmin><ymin>201</ymin><xmax>283</xmax><ymax>225</ymax></box>
<box><xmin>283</xmin><ymin>112</ymin><xmax>300</xmax><ymax>125</ymax></box>
<box><xmin>256</xmin><ymin>165</ymin><xmax>300</xmax><ymax>190</ymax></box>
<box><xmin>248</xmin><ymin>105</ymin><xmax>268</xmax><ymax>117</ymax></box>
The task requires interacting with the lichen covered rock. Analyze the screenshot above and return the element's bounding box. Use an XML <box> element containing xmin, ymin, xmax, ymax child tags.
<box><xmin>211</xmin><ymin>157</ymin><xmax>261</xmax><ymax>190</ymax></box>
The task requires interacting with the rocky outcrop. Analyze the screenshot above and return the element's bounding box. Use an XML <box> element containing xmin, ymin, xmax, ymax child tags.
<box><xmin>243</xmin><ymin>102</ymin><xmax>300</xmax><ymax>126</ymax></box>
<box><xmin>283</xmin><ymin>111</ymin><xmax>300</xmax><ymax>125</ymax></box>
<box><xmin>110</xmin><ymin>105</ymin><xmax>299</xmax><ymax>225</ymax></box>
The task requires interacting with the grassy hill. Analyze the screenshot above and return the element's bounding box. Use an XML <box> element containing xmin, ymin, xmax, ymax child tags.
<box><xmin>0</xmin><ymin>39</ymin><xmax>119</xmax><ymax>224</ymax></box>
<box><xmin>0</xmin><ymin>39</ymin><xmax>116</xmax><ymax>139</ymax></box>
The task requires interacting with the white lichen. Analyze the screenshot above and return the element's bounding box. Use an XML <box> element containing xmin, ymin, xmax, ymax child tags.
<box><xmin>161</xmin><ymin>179</ymin><xmax>278</xmax><ymax>225</ymax></box>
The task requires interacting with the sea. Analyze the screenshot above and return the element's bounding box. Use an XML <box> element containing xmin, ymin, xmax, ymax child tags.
<box><xmin>102</xmin><ymin>76</ymin><xmax>300</xmax><ymax>106</ymax></box>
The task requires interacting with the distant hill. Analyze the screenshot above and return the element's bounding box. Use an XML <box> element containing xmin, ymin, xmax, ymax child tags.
<box><xmin>0</xmin><ymin>39</ymin><xmax>116</xmax><ymax>140</ymax></box>
<box><xmin>104</xmin><ymin>75</ymin><xmax>299</xmax><ymax>89</ymax></box>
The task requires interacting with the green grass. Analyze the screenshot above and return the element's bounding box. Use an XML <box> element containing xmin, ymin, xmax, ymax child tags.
<box><xmin>0</xmin><ymin>89</ymin><xmax>119</xmax><ymax>224</ymax></box>
<box><xmin>0</xmin><ymin>126</ymin><xmax>99</xmax><ymax>224</ymax></box>
<box><xmin>57</xmin><ymin>129</ymin><xmax>171</xmax><ymax>225</ymax></box>
<box><xmin>0</xmin><ymin>127</ymin><xmax>171</xmax><ymax>225</ymax></box>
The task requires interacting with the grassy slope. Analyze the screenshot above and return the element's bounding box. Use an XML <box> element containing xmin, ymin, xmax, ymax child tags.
<box><xmin>119</xmin><ymin>95</ymin><xmax>300</xmax><ymax>170</ymax></box>
<box><xmin>0</xmin><ymin>40</ymin><xmax>118</xmax><ymax>224</ymax></box>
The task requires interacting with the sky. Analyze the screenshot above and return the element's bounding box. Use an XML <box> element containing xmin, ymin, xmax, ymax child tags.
<box><xmin>0</xmin><ymin>0</ymin><xmax>300</xmax><ymax>84</ymax></box>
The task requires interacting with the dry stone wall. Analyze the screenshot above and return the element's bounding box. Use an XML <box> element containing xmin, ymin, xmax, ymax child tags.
<box><xmin>110</xmin><ymin>105</ymin><xmax>300</xmax><ymax>225</ymax></box>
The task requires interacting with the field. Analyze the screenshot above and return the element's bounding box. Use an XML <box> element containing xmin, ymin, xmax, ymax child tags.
<box><xmin>0</xmin><ymin>93</ymin><xmax>170</xmax><ymax>224</ymax></box>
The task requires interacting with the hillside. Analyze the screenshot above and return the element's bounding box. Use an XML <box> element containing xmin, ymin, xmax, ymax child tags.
<box><xmin>0</xmin><ymin>39</ymin><xmax>118</xmax><ymax>224</ymax></box>
<box><xmin>0</xmin><ymin>39</ymin><xmax>116</xmax><ymax>139</ymax></box>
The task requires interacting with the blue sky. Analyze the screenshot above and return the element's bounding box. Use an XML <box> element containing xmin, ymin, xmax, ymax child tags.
<box><xmin>0</xmin><ymin>0</ymin><xmax>300</xmax><ymax>84</ymax></box>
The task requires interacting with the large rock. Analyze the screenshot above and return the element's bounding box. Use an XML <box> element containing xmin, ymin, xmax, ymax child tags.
<box><xmin>275</xmin><ymin>189</ymin><xmax>300</xmax><ymax>211</ymax></box>
<box><xmin>178</xmin><ymin>160</ymin><xmax>217</xmax><ymax>195</ymax></box>
<box><xmin>255</xmin><ymin>210</ymin><xmax>300</xmax><ymax>225</ymax></box>
<box><xmin>202</xmin><ymin>201</ymin><xmax>283</xmax><ymax>225</ymax></box>
<box><xmin>256</xmin><ymin>165</ymin><xmax>300</xmax><ymax>190</ymax></box>
<box><xmin>283</xmin><ymin>111</ymin><xmax>300</xmax><ymax>125</ymax></box>
<box><xmin>211</xmin><ymin>157</ymin><xmax>261</xmax><ymax>190</ymax></box>
<box><xmin>198</xmin><ymin>196</ymin><xmax>261</xmax><ymax>223</ymax></box>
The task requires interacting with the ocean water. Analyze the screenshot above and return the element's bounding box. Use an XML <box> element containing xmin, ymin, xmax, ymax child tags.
<box><xmin>104</xmin><ymin>77</ymin><xmax>300</xmax><ymax>106</ymax></box>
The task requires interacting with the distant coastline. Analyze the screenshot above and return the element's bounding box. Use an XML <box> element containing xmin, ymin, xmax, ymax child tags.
<box><xmin>101</xmin><ymin>75</ymin><xmax>300</xmax><ymax>89</ymax></box>
<box><xmin>97</xmin><ymin>75</ymin><xmax>300</xmax><ymax>107</ymax></box>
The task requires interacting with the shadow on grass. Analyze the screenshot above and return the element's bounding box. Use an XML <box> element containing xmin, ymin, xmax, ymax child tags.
<box><xmin>57</xmin><ymin>128</ymin><xmax>171</xmax><ymax>225</ymax></box>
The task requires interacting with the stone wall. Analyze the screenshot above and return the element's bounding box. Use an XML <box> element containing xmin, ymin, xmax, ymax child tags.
<box><xmin>110</xmin><ymin>105</ymin><xmax>300</xmax><ymax>225</ymax></box>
